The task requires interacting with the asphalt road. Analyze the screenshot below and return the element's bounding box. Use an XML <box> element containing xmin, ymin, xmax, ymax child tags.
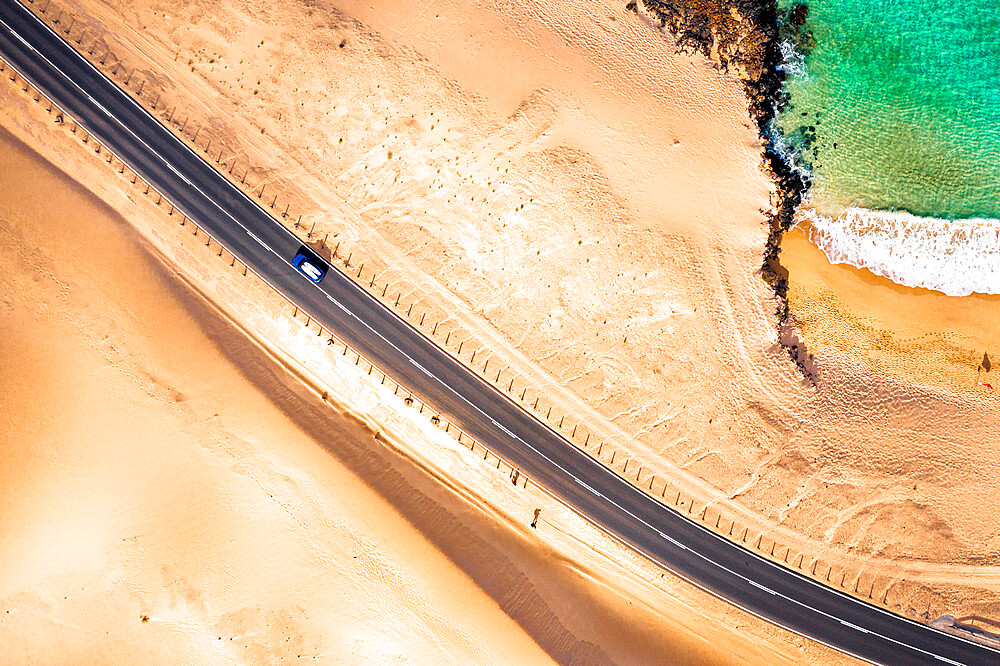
<box><xmin>1</xmin><ymin>1</ymin><xmax>995</xmax><ymax>663</ymax></box>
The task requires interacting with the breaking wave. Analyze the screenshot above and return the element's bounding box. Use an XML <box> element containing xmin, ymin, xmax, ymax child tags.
<box><xmin>776</xmin><ymin>39</ymin><xmax>807</xmax><ymax>82</ymax></box>
<box><xmin>797</xmin><ymin>206</ymin><xmax>1000</xmax><ymax>296</ymax></box>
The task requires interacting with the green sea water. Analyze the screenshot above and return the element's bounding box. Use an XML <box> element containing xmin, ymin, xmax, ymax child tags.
<box><xmin>774</xmin><ymin>0</ymin><xmax>1000</xmax><ymax>220</ymax></box>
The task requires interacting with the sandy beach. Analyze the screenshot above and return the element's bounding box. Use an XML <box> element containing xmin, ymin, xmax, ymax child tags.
<box><xmin>785</xmin><ymin>224</ymin><xmax>1000</xmax><ymax>392</ymax></box>
<box><xmin>3</xmin><ymin>0</ymin><xmax>1000</xmax><ymax>656</ymax></box>
<box><xmin>0</xmin><ymin>104</ymin><xmax>835</xmax><ymax>663</ymax></box>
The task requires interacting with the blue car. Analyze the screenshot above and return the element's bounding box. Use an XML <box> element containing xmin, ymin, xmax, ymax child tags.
<box><xmin>292</xmin><ymin>246</ymin><xmax>328</xmax><ymax>283</ymax></box>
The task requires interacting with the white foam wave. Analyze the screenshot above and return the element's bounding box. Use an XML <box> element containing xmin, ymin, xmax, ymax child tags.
<box><xmin>798</xmin><ymin>206</ymin><xmax>1000</xmax><ymax>296</ymax></box>
<box><xmin>777</xmin><ymin>39</ymin><xmax>808</xmax><ymax>82</ymax></box>
<box><xmin>766</xmin><ymin>119</ymin><xmax>812</xmax><ymax>185</ymax></box>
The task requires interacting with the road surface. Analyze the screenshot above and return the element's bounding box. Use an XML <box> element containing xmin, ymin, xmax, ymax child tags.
<box><xmin>0</xmin><ymin>1</ymin><xmax>994</xmax><ymax>663</ymax></box>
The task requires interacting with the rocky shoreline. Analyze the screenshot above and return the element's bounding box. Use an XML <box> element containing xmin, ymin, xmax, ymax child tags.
<box><xmin>628</xmin><ymin>0</ymin><xmax>812</xmax><ymax>373</ymax></box>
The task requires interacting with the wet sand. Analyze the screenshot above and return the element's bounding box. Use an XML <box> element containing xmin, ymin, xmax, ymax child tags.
<box><xmin>784</xmin><ymin>224</ymin><xmax>1000</xmax><ymax>392</ymax></box>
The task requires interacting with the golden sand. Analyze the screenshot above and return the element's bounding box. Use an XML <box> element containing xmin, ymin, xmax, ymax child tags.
<box><xmin>0</xmin><ymin>98</ymin><xmax>838</xmax><ymax>663</ymax></box>
<box><xmin>0</xmin><ymin>128</ymin><xmax>557</xmax><ymax>663</ymax></box>
<box><xmin>8</xmin><ymin>0</ymin><xmax>999</xmax><ymax>650</ymax></box>
<box><xmin>7</xmin><ymin>0</ymin><xmax>999</xmax><ymax>624</ymax></box>
<box><xmin>784</xmin><ymin>225</ymin><xmax>1000</xmax><ymax>392</ymax></box>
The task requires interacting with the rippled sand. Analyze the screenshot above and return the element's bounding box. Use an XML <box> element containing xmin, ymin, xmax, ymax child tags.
<box><xmin>6</xmin><ymin>0</ymin><xmax>1000</xmax><ymax>651</ymax></box>
<box><xmin>0</xmin><ymin>129</ymin><xmax>555</xmax><ymax>663</ymax></box>
<box><xmin>0</xmin><ymin>109</ymin><xmax>833</xmax><ymax>663</ymax></box>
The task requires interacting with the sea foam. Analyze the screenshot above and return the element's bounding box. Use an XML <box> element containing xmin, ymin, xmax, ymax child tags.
<box><xmin>776</xmin><ymin>39</ymin><xmax>808</xmax><ymax>82</ymax></box>
<box><xmin>798</xmin><ymin>206</ymin><xmax>1000</xmax><ymax>296</ymax></box>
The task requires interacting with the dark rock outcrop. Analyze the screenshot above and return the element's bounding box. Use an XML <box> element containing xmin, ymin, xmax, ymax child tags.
<box><xmin>628</xmin><ymin>0</ymin><xmax>807</xmax><ymax>317</ymax></box>
<box><xmin>627</xmin><ymin>0</ymin><xmax>815</xmax><ymax>380</ymax></box>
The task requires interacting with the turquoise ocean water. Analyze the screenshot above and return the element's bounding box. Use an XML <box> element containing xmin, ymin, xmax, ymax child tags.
<box><xmin>774</xmin><ymin>0</ymin><xmax>1000</xmax><ymax>295</ymax></box>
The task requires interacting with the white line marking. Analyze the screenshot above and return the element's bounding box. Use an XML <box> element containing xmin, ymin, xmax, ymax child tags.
<box><xmin>575</xmin><ymin>479</ymin><xmax>601</xmax><ymax>497</ymax></box>
<box><xmin>409</xmin><ymin>358</ymin><xmax>433</xmax><ymax>378</ymax></box>
<box><xmin>325</xmin><ymin>293</ymin><xmax>352</xmax><ymax>315</ymax></box>
<box><xmin>659</xmin><ymin>532</ymin><xmax>689</xmax><ymax>551</ymax></box>
<box><xmin>748</xmin><ymin>579</ymin><xmax>777</xmax><ymax>595</ymax></box>
<box><xmin>841</xmin><ymin>619</ymin><xmax>869</xmax><ymax>634</ymax></box>
<box><xmin>491</xmin><ymin>419</ymin><xmax>516</xmax><ymax>438</ymax></box>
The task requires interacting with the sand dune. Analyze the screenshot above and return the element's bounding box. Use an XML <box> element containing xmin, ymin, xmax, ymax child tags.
<box><xmin>0</xmin><ymin>129</ymin><xmax>556</xmax><ymax>664</ymax></box>
<box><xmin>59</xmin><ymin>0</ymin><xmax>999</xmax><ymax>619</ymax></box>
<box><xmin>5</xmin><ymin>0</ymin><xmax>998</xmax><ymax>655</ymax></box>
<box><xmin>0</xmin><ymin>114</ymin><xmax>836</xmax><ymax>663</ymax></box>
